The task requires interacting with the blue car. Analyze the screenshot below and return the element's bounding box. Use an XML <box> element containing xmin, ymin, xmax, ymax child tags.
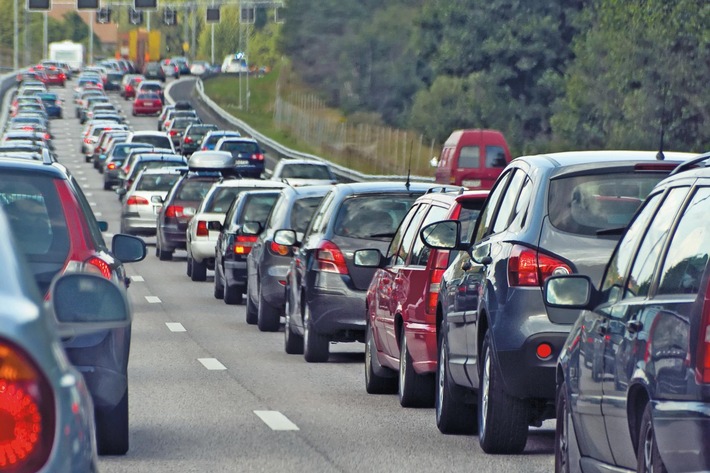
<box><xmin>214</xmin><ymin>136</ymin><xmax>265</xmax><ymax>179</ymax></box>
<box><xmin>37</xmin><ymin>92</ymin><xmax>63</xmax><ymax>118</ymax></box>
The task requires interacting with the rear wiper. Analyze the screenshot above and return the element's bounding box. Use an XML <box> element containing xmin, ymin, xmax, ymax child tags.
<box><xmin>596</xmin><ymin>227</ymin><xmax>626</xmax><ymax>236</ymax></box>
<box><xmin>370</xmin><ymin>232</ymin><xmax>396</xmax><ymax>238</ymax></box>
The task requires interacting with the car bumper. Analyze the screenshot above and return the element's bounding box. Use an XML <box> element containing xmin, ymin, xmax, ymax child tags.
<box><xmin>653</xmin><ymin>400</ymin><xmax>710</xmax><ymax>472</ymax></box>
<box><xmin>404</xmin><ymin>321</ymin><xmax>438</xmax><ymax>374</ymax></box>
<box><xmin>161</xmin><ymin>223</ymin><xmax>187</xmax><ymax>249</ymax></box>
<box><xmin>235</xmin><ymin>164</ymin><xmax>265</xmax><ymax>177</ymax></box>
<box><xmin>225</xmin><ymin>258</ymin><xmax>248</xmax><ymax>288</ymax></box>
<box><xmin>122</xmin><ymin>214</ymin><xmax>158</xmax><ymax>235</ymax></box>
<box><xmin>134</xmin><ymin>106</ymin><xmax>161</xmax><ymax>115</ymax></box>
<box><xmin>307</xmin><ymin>272</ymin><xmax>367</xmax><ymax>341</ymax></box>
<box><xmin>190</xmin><ymin>239</ymin><xmax>216</xmax><ymax>262</ymax></box>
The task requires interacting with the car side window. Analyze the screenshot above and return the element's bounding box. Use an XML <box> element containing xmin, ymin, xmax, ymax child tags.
<box><xmin>386</xmin><ymin>204</ymin><xmax>419</xmax><ymax>262</ymax></box>
<box><xmin>307</xmin><ymin>191</ymin><xmax>335</xmax><ymax>235</ymax></box>
<box><xmin>410</xmin><ymin>205</ymin><xmax>449</xmax><ymax>266</ymax></box>
<box><xmin>492</xmin><ymin>169</ymin><xmax>525</xmax><ymax>234</ymax></box>
<box><xmin>600</xmin><ymin>192</ymin><xmax>663</xmax><ymax>304</ymax></box>
<box><xmin>509</xmin><ymin>176</ymin><xmax>532</xmax><ymax>232</ymax></box>
<box><xmin>390</xmin><ymin>204</ymin><xmax>425</xmax><ymax>266</ymax></box>
<box><xmin>657</xmin><ymin>186</ymin><xmax>710</xmax><ymax>295</ymax></box>
<box><xmin>624</xmin><ymin>187</ymin><xmax>689</xmax><ymax>299</ymax></box>
<box><xmin>473</xmin><ymin>170</ymin><xmax>512</xmax><ymax>243</ymax></box>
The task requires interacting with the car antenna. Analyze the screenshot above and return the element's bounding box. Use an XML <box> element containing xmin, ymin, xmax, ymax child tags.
<box><xmin>405</xmin><ymin>138</ymin><xmax>413</xmax><ymax>191</ymax></box>
<box><xmin>656</xmin><ymin>126</ymin><xmax>665</xmax><ymax>161</ymax></box>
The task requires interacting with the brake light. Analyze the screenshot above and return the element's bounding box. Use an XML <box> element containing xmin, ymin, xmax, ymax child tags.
<box><xmin>84</xmin><ymin>137</ymin><xmax>92</xmax><ymax>144</ymax></box>
<box><xmin>165</xmin><ymin>205</ymin><xmax>184</xmax><ymax>218</ymax></box>
<box><xmin>508</xmin><ymin>245</ymin><xmax>571</xmax><ymax>287</ymax></box>
<box><xmin>184</xmin><ymin>137</ymin><xmax>193</xmax><ymax>144</ymax></box>
<box><xmin>126</xmin><ymin>195</ymin><xmax>149</xmax><ymax>206</ymax></box>
<box><xmin>169</xmin><ymin>130</ymin><xmax>178</xmax><ymax>136</ymax></box>
<box><xmin>107</xmin><ymin>163</ymin><xmax>116</xmax><ymax>170</ymax></box>
<box><xmin>426</xmin><ymin>250</ymin><xmax>450</xmax><ymax>316</ymax></box>
<box><xmin>0</xmin><ymin>339</ymin><xmax>55</xmax><ymax>471</ymax></box>
<box><xmin>315</xmin><ymin>240</ymin><xmax>348</xmax><ymax>274</ymax></box>
<box><xmin>269</xmin><ymin>240</ymin><xmax>291</xmax><ymax>257</ymax></box>
<box><xmin>696</xmin><ymin>283</ymin><xmax>710</xmax><ymax>384</ymax></box>
<box><xmin>196</xmin><ymin>221</ymin><xmax>208</xmax><ymax>237</ymax></box>
<box><xmin>43</xmin><ymin>133</ymin><xmax>50</xmax><ymax>141</ymax></box>
<box><xmin>86</xmin><ymin>257</ymin><xmax>112</xmax><ymax>279</ymax></box>
<box><xmin>252</xmin><ymin>153</ymin><xmax>265</xmax><ymax>161</ymax></box>
<box><xmin>233</xmin><ymin>235</ymin><xmax>258</xmax><ymax>255</ymax></box>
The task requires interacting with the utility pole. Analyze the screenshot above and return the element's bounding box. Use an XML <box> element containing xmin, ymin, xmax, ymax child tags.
<box><xmin>89</xmin><ymin>10</ymin><xmax>94</xmax><ymax>64</ymax></box>
<box><xmin>210</xmin><ymin>23</ymin><xmax>214</xmax><ymax>64</ymax></box>
<box><xmin>191</xmin><ymin>4</ymin><xmax>196</xmax><ymax>61</ymax></box>
<box><xmin>13</xmin><ymin>0</ymin><xmax>18</xmax><ymax>69</ymax></box>
<box><xmin>43</xmin><ymin>12</ymin><xmax>48</xmax><ymax>59</ymax></box>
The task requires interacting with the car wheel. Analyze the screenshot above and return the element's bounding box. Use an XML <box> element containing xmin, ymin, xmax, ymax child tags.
<box><xmin>186</xmin><ymin>255</ymin><xmax>193</xmax><ymax>276</ymax></box>
<box><xmin>246</xmin><ymin>292</ymin><xmax>258</xmax><ymax>325</ymax></box>
<box><xmin>555</xmin><ymin>382</ymin><xmax>571</xmax><ymax>473</ymax></box>
<box><xmin>365</xmin><ymin>322</ymin><xmax>397</xmax><ymax>394</ymax></box>
<box><xmin>637</xmin><ymin>403</ymin><xmax>667</xmax><ymax>473</ymax></box>
<box><xmin>158</xmin><ymin>246</ymin><xmax>173</xmax><ymax>261</ymax></box>
<box><xmin>213</xmin><ymin>266</ymin><xmax>224</xmax><ymax>299</ymax></box>
<box><xmin>103</xmin><ymin>181</ymin><xmax>111</xmax><ymax>190</ymax></box>
<box><xmin>284</xmin><ymin>302</ymin><xmax>304</xmax><ymax>355</ymax></box>
<box><xmin>257</xmin><ymin>290</ymin><xmax>280</xmax><ymax>332</ymax></box>
<box><xmin>435</xmin><ymin>330</ymin><xmax>477</xmax><ymax>434</ymax></box>
<box><xmin>223</xmin><ymin>283</ymin><xmax>242</xmax><ymax>305</ymax></box>
<box><xmin>191</xmin><ymin>258</ymin><xmax>207</xmax><ymax>281</ymax></box>
<box><xmin>478</xmin><ymin>331</ymin><xmax>529</xmax><ymax>454</ymax></box>
<box><xmin>303</xmin><ymin>304</ymin><xmax>329</xmax><ymax>363</ymax></box>
<box><xmin>398</xmin><ymin>330</ymin><xmax>435</xmax><ymax>407</ymax></box>
<box><xmin>95</xmin><ymin>389</ymin><xmax>129</xmax><ymax>455</ymax></box>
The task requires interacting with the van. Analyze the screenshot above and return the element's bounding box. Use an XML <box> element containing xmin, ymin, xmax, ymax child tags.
<box><xmin>432</xmin><ymin>129</ymin><xmax>511</xmax><ymax>190</ymax></box>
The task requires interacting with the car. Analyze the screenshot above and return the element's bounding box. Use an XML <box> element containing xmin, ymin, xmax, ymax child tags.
<box><xmin>92</xmin><ymin>130</ymin><xmax>130</xmax><ymax>170</ymax></box>
<box><xmin>190</xmin><ymin>60</ymin><xmax>211</xmax><ymax>76</ymax></box>
<box><xmin>419</xmin><ymin>150</ymin><xmax>696</xmax><ymax>454</ymax></box>
<box><xmin>156</xmin><ymin>151</ymin><xmax>239</xmax><ymax>260</ymax></box>
<box><xmin>243</xmin><ymin>185</ymin><xmax>332</xmax><ymax>326</ymax></box>
<box><xmin>120</xmin><ymin>166</ymin><xmax>186</xmax><ymax>236</ymax></box>
<box><xmin>116</xmin><ymin>152</ymin><xmax>187</xmax><ymax>198</ymax></box>
<box><xmin>0</xmin><ymin>202</ymin><xmax>133</xmax><ymax>471</ymax></box>
<box><xmin>280</xmin><ymin>181</ymin><xmax>435</xmax><ymax>361</ymax></box>
<box><xmin>544</xmin><ymin>152</ymin><xmax>710</xmax><ymax>473</ymax></box>
<box><xmin>103</xmin><ymin>143</ymin><xmax>155</xmax><ymax>190</ymax></box>
<box><xmin>123</xmin><ymin>75</ymin><xmax>144</xmax><ymax>100</ymax></box>
<box><xmin>126</xmin><ymin>131</ymin><xmax>176</xmax><ymax>153</ymax></box>
<box><xmin>214</xmin><ymin>136</ymin><xmax>265</xmax><ymax>179</ymax></box>
<box><xmin>44</xmin><ymin>66</ymin><xmax>67</xmax><ymax>87</ymax></box>
<box><xmin>171</xmin><ymin>56</ymin><xmax>191</xmax><ymax>75</ymax></box>
<box><xmin>0</xmin><ymin>156</ymin><xmax>147</xmax><ymax>455</ymax></box>
<box><xmin>200</xmin><ymin>130</ymin><xmax>241</xmax><ymax>151</ymax></box>
<box><xmin>161</xmin><ymin>109</ymin><xmax>199</xmax><ymax>132</ymax></box>
<box><xmin>120</xmin><ymin>73</ymin><xmax>143</xmax><ymax>98</ymax></box>
<box><xmin>105</xmin><ymin>71</ymin><xmax>124</xmax><ymax>91</ymax></box>
<box><xmin>133</xmin><ymin>92</ymin><xmax>163</xmax><ymax>116</ymax></box>
<box><xmin>185</xmin><ymin>179</ymin><xmax>287</xmax><ymax>281</ymax></box>
<box><xmin>143</xmin><ymin>61</ymin><xmax>166</xmax><ymax>82</ymax></box>
<box><xmin>167</xmin><ymin>116</ymin><xmax>202</xmax><ymax>150</ymax></box>
<box><xmin>136</xmin><ymin>80</ymin><xmax>165</xmax><ymax>103</ymax></box>
<box><xmin>161</xmin><ymin>61</ymin><xmax>180</xmax><ymax>79</ymax></box>
<box><xmin>355</xmin><ymin>188</ymin><xmax>488</xmax><ymax>406</ymax></box>
<box><xmin>82</xmin><ymin>122</ymin><xmax>129</xmax><ymax>159</ymax></box>
<box><xmin>181</xmin><ymin>123</ymin><xmax>219</xmax><ymax>156</ymax></box>
<box><xmin>36</xmin><ymin>92</ymin><xmax>63</xmax><ymax>118</ymax></box>
<box><xmin>79</xmin><ymin>95</ymin><xmax>111</xmax><ymax>123</ymax></box>
<box><xmin>270</xmin><ymin>158</ymin><xmax>338</xmax><ymax>186</ymax></box>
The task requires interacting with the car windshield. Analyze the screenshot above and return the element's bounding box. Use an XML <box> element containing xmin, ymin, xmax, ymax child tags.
<box><xmin>334</xmin><ymin>195</ymin><xmax>417</xmax><ymax>240</ymax></box>
<box><xmin>136</xmin><ymin>173</ymin><xmax>180</xmax><ymax>192</ymax></box>
<box><xmin>281</xmin><ymin>163</ymin><xmax>331</xmax><ymax>179</ymax></box>
<box><xmin>548</xmin><ymin>173</ymin><xmax>665</xmax><ymax>236</ymax></box>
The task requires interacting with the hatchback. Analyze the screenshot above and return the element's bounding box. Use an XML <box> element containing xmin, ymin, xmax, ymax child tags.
<box><xmin>200</xmin><ymin>130</ymin><xmax>242</xmax><ymax>151</ymax></box>
<box><xmin>356</xmin><ymin>189</ymin><xmax>488</xmax><ymax>407</ymax></box>
<box><xmin>133</xmin><ymin>92</ymin><xmax>163</xmax><ymax>116</ymax></box>
<box><xmin>181</xmin><ymin>123</ymin><xmax>219</xmax><ymax>156</ymax></box>
<box><xmin>421</xmin><ymin>150</ymin><xmax>695</xmax><ymax>454</ymax></box>
<box><xmin>214</xmin><ymin>137</ymin><xmax>265</xmax><ymax>178</ymax></box>
<box><xmin>143</xmin><ymin>61</ymin><xmax>166</xmax><ymax>82</ymax></box>
<box><xmin>168</xmin><ymin>117</ymin><xmax>202</xmax><ymax>150</ymax></box>
<box><xmin>36</xmin><ymin>92</ymin><xmax>62</xmax><ymax>118</ymax></box>
<box><xmin>103</xmin><ymin>143</ymin><xmax>155</xmax><ymax>190</ymax></box>
<box><xmin>545</xmin><ymin>152</ymin><xmax>710</xmax><ymax>473</ymax></box>
<box><xmin>280</xmin><ymin>181</ymin><xmax>435</xmax><ymax>362</ymax></box>
<box><xmin>120</xmin><ymin>167</ymin><xmax>186</xmax><ymax>236</ymax></box>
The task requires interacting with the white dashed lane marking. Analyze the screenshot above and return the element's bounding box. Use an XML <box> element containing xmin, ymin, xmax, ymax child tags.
<box><xmin>198</xmin><ymin>358</ymin><xmax>227</xmax><ymax>370</ymax></box>
<box><xmin>145</xmin><ymin>296</ymin><xmax>162</xmax><ymax>304</ymax></box>
<box><xmin>131</xmin><ymin>275</ymin><xmax>144</xmax><ymax>282</ymax></box>
<box><xmin>254</xmin><ymin>411</ymin><xmax>300</xmax><ymax>431</ymax></box>
<box><xmin>166</xmin><ymin>323</ymin><xmax>186</xmax><ymax>332</ymax></box>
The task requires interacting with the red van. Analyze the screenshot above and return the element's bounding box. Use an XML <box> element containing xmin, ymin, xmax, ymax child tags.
<box><xmin>433</xmin><ymin>129</ymin><xmax>511</xmax><ymax>189</ymax></box>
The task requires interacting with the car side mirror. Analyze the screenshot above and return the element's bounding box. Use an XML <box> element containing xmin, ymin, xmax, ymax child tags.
<box><xmin>112</xmin><ymin>233</ymin><xmax>147</xmax><ymax>263</ymax></box>
<box><xmin>420</xmin><ymin>220</ymin><xmax>464</xmax><ymax>250</ymax></box>
<box><xmin>353</xmin><ymin>249</ymin><xmax>384</xmax><ymax>268</ymax></box>
<box><xmin>273</xmin><ymin>229</ymin><xmax>298</xmax><ymax>247</ymax></box>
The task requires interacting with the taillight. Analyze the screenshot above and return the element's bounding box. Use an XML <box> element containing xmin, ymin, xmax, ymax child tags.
<box><xmin>169</xmin><ymin>130</ymin><xmax>178</xmax><ymax>136</ymax></box>
<box><xmin>696</xmin><ymin>287</ymin><xmax>710</xmax><ymax>384</ymax></box>
<box><xmin>269</xmin><ymin>240</ymin><xmax>291</xmax><ymax>257</ymax></box>
<box><xmin>43</xmin><ymin>133</ymin><xmax>50</xmax><ymax>141</ymax></box>
<box><xmin>126</xmin><ymin>195</ymin><xmax>149</xmax><ymax>206</ymax></box>
<box><xmin>165</xmin><ymin>205</ymin><xmax>184</xmax><ymax>218</ymax></box>
<box><xmin>107</xmin><ymin>163</ymin><xmax>116</xmax><ymax>170</ymax></box>
<box><xmin>86</xmin><ymin>257</ymin><xmax>112</xmax><ymax>279</ymax></box>
<box><xmin>0</xmin><ymin>339</ymin><xmax>55</xmax><ymax>472</ymax></box>
<box><xmin>196</xmin><ymin>221</ymin><xmax>208</xmax><ymax>237</ymax></box>
<box><xmin>252</xmin><ymin>153</ymin><xmax>265</xmax><ymax>161</ymax></box>
<box><xmin>83</xmin><ymin>137</ymin><xmax>91</xmax><ymax>144</ymax></box>
<box><xmin>508</xmin><ymin>245</ymin><xmax>571</xmax><ymax>287</ymax></box>
<box><xmin>184</xmin><ymin>137</ymin><xmax>193</xmax><ymax>143</ymax></box>
<box><xmin>426</xmin><ymin>250</ymin><xmax>450</xmax><ymax>316</ymax></box>
<box><xmin>234</xmin><ymin>235</ymin><xmax>258</xmax><ymax>255</ymax></box>
<box><xmin>315</xmin><ymin>240</ymin><xmax>348</xmax><ymax>274</ymax></box>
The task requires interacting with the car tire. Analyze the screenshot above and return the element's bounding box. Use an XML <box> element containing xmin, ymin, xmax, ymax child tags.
<box><xmin>223</xmin><ymin>284</ymin><xmax>242</xmax><ymax>305</ymax></box>
<box><xmin>186</xmin><ymin>256</ymin><xmax>193</xmax><ymax>276</ymax></box>
<box><xmin>398</xmin><ymin>330</ymin><xmax>435</xmax><ymax>407</ymax></box>
<box><xmin>478</xmin><ymin>331</ymin><xmax>529</xmax><ymax>454</ymax></box>
<box><xmin>284</xmin><ymin>296</ymin><xmax>304</xmax><ymax>354</ymax></box>
<box><xmin>436</xmin><ymin>330</ymin><xmax>477</xmax><ymax>434</ymax></box>
<box><xmin>365</xmin><ymin>322</ymin><xmax>397</xmax><ymax>394</ymax></box>
<box><xmin>555</xmin><ymin>382</ymin><xmax>572</xmax><ymax>473</ymax></box>
<box><xmin>158</xmin><ymin>246</ymin><xmax>173</xmax><ymax>261</ymax></box>
<box><xmin>257</xmin><ymin>290</ymin><xmax>280</xmax><ymax>332</ymax></box>
<box><xmin>95</xmin><ymin>389</ymin><xmax>129</xmax><ymax>455</ymax></box>
<box><xmin>303</xmin><ymin>304</ymin><xmax>329</xmax><ymax>363</ymax></box>
<box><xmin>191</xmin><ymin>258</ymin><xmax>207</xmax><ymax>281</ymax></box>
<box><xmin>637</xmin><ymin>403</ymin><xmax>667</xmax><ymax>473</ymax></box>
<box><xmin>103</xmin><ymin>181</ymin><xmax>111</xmax><ymax>190</ymax></box>
<box><xmin>213</xmin><ymin>267</ymin><xmax>224</xmax><ymax>299</ymax></box>
<box><xmin>246</xmin><ymin>293</ymin><xmax>258</xmax><ymax>325</ymax></box>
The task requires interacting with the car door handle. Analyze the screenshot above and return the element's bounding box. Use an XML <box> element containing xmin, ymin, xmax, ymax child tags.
<box><xmin>626</xmin><ymin>320</ymin><xmax>643</xmax><ymax>334</ymax></box>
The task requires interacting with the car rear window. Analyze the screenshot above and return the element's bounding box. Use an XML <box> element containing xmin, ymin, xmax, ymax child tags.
<box><xmin>238</xmin><ymin>194</ymin><xmax>279</xmax><ymax>225</ymax></box>
<box><xmin>176</xmin><ymin>179</ymin><xmax>214</xmax><ymax>202</ymax></box>
<box><xmin>334</xmin><ymin>195</ymin><xmax>418</xmax><ymax>240</ymax></box>
<box><xmin>291</xmin><ymin>196</ymin><xmax>324</xmax><ymax>233</ymax></box>
<box><xmin>219</xmin><ymin>141</ymin><xmax>259</xmax><ymax>155</ymax></box>
<box><xmin>458</xmin><ymin>146</ymin><xmax>480</xmax><ymax>168</ymax></box>
<box><xmin>549</xmin><ymin>173</ymin><xmax>666</xmax><ymax>236</ymax></box>
<box><xmin>281</xmin><ymin>164</ymin><xmax>331</xmax><ymax>179</ymax></box>
<box><xmin>137</xmin><ymin>173</ymin><xmax>180</xmax><ymax>192</ymax></box>
<box><xmin>204</xmin><ymin>187</ymin><xmax>242</xmax><ymax>213</ymax></box>
<box><xmin>133</xmin><ymin>135</ymin><xmax>171</xmax><ymax>149</ymax></box>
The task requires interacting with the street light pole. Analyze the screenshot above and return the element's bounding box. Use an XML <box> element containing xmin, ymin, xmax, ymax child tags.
<box><xmin>43</xmin><ymin>12</ymin><xmax>48</xmax><ymax>59</ymax></box>
<box><xmin>210</xmin><ymin>22</ymin><xmax>214</xmax><ymax>64</ymax></box>
<box><xmin>89</xmin><ymin>11</ymin><xmax>94</xmax><ymax>64</ymax></box>
<box><xmin>13</xmin><ymin>0</ymin><xmax>18</xmax><ymax>69</ymax></box>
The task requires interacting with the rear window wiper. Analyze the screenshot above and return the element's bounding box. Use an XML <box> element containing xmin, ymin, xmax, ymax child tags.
<box><xmin>596</xmin><ymin>227</ymin><xmax>626</xmax><ymax>236</ymax></box>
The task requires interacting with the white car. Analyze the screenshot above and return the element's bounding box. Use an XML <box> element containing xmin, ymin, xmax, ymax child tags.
<box><xmin>270</xmin><ymin>158</ymin><xmax>338</xmax><ymax>186</ymax></box>
<box><xmin>185</xmin><ymin>179</ymin><xmax>287</xmax><ymax>281</ymax></box>
<box><xmin>189</xmin><ymin>61</ymin><xmax>210</xmax><ymax>76</ymax></box>
<box><xmin>126</xmin><ymin>131</ymin><xmax>176</xmax><ymax>153</ymax></box>
<box><xmin>120</xmin><ymin>167</ymin><xmax>186</xmax><ymax>236</ymax></box>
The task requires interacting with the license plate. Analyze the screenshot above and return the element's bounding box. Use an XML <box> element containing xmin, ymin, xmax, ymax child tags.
<box><xmin>236</xmin><ymin>160</ymin><xmax>249</xmax><ymax>165</ymax></box>
<box><xmin>462</xmin><ymin>179</ymin><xmax>482</xmax><ymax>188</ymax></box>
<box><xmin>144</xmin><ymin>102</ymin><xmax>154</xmax><ymax>106</ymax></box>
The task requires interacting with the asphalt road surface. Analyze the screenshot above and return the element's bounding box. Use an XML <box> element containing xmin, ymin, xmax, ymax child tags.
<box><xmin>50</xmin><ymin>77</ymin><xmax>555</xmax><ymax>473</ymax></box>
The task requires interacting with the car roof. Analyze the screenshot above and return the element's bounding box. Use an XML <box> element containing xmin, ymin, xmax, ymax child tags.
<box><xmin>520</xmin><ymin>150</ymin><xmax>698</xmax><ymax>168</ymax></box>
<box><xmin>0</xmin><ymin>156</ymin><xmax>68</xmax><ymax>177</ymax></box>
<box><xmin>331</xmin><ymin>181</ymin><xmax>436</xmax><ymax>195</ymax></box>
<box><xmin>209</xmin><ymin>179</ymin><xmax>288</xmax><ymax>189</ymax></box>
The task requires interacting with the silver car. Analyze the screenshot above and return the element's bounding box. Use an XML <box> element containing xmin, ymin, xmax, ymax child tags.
<box><xmin>120</xmin><ymin>166</ymin><xmax>186</xmax><ymax>236</ymax></box>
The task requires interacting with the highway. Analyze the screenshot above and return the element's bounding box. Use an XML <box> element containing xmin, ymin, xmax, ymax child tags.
<box><xmin>51</xmin><ymin>77</ymin><xmax>555</xmax><ymax>473</ymax></box>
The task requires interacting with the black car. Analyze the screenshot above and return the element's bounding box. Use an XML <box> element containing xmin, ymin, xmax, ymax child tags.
<box><xmin>143</xmin><ymin>61</ymin><xmax>166</xmax><ymax>82</ymax></box>
<box><xmin>279</xmin><ymin>181</ymin><xmax>434</xmax><ymax>362</ymax></box>
<box><xmin>420</xmin><ymin>150</ymin><xmax>695</xmax><ymax>454</ymax></box>
<box><xmin>103</xmin><ymin>143</ymin><xmax>155</xmax><ymax>190</ymax></box>
<box><xmin>545</xmin><ymin>152</ymin><xmax>710</xmax><ymax>473</ymax></box>
<box><xmin>181</xmin><ymin>123</ymin><xmax>218</xmax><ymax>156</ymax></box>
<box><xmin>105</xmin><ymin>71</ymin><xmax>124</xmax><ymax>91</ymax></box>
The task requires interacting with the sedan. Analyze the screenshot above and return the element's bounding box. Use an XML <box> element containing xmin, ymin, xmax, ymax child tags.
<box><xmin>132</xmin><ymin>92</ymin><xmax>163</xmax><ymax>116</ymax></box>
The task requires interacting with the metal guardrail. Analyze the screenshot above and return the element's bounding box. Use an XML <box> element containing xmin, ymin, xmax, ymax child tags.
<box><xmin>0</xmin><ymin>71</ymin><xmax>20</xmax><ymax>132</ymax></box>
<box><xmin>190</xmin><ymin>77</ymin><xmax>435</xmax><ymax>183</ymax></box>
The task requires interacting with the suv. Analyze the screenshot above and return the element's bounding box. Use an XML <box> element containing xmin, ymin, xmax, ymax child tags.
<box><xmin>420</xmin><ymin>150</ymin><xmax>695</xmax><ymax>453</ymax></box>
<box><xmin>355</xmin><ymin>189</ymin><xmax>488</xmax><ymax>407</ymax></box>
<box><xmin>546</xmin><ymin>152</ymin><xmax>710</xmax><ymax>472</ymax></box>
<box><xmin>185</xmin><ymin>179</ymin><xmax>286</xmax><ymax>281</ymax></box>
<box><xmin>280</xmin><ymin>181</ymin><xmax>435</xmax><ymax>362</ymax></box>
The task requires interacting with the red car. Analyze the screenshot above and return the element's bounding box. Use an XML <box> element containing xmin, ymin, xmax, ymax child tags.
<box><xmin>358</xmin><ymin>189</ymin><xmax>488</xmax><ymax>406</ymax></box>
<box><xmin>44</xmin><ymin>66</ymin><xmax>67</xmax><ymax>87</ymax></box>
<box><xmin>132</xmin><ymin>92</ymin><xmax>163</xmax><ymax>116</ymax></box>
<box><xmin>123</xmin><ymin>77</ymin><xmax>143</xmax><ymax>100</ymax></box>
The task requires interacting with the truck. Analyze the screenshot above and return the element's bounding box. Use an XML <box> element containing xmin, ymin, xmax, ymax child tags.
<box><xmin>49</xmin><ymin>41</ymin><xmax>85</xmax><ymax>73</ymax></box>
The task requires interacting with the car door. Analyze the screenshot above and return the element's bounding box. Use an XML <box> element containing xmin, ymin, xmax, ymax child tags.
<box><xmin>602</xmin><ymin>186</ymin><xmax>689</xmax><ymax>469</ymax></box>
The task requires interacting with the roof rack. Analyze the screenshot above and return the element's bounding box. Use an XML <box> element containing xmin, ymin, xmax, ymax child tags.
<box><xmin>668</xmin><ymin>151</ymin><xmax>710</xmax><ymax>177</ymax></box>
<box><xmin>425</xmin><ymin>185</ymin><xmax>466</xmax><ymax>194</ymax></box>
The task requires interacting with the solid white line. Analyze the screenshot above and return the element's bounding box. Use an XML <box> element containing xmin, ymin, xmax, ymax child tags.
<box><xmin>131</xmin><ymin>275</ymin><xmax>145</xmax><ymax>282</ymax></box>
<box><xmin>145</xmin><ymin>296</ymin><xmax>162</xmax><ymax>303</ymax></box>
<box><xmin>254</xmin><ymin>411</ymin><xmax>300</xmax><ymax>431</ymax></box>
<box><xmin>166</xmin><ymin>322</ymin><xmax>186</xmax><ymax>332</ymax></box>
<box><xmin>198</xmin><ymin>358</ymin><xmax>227</xmax><ymax>370</ymax></box>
